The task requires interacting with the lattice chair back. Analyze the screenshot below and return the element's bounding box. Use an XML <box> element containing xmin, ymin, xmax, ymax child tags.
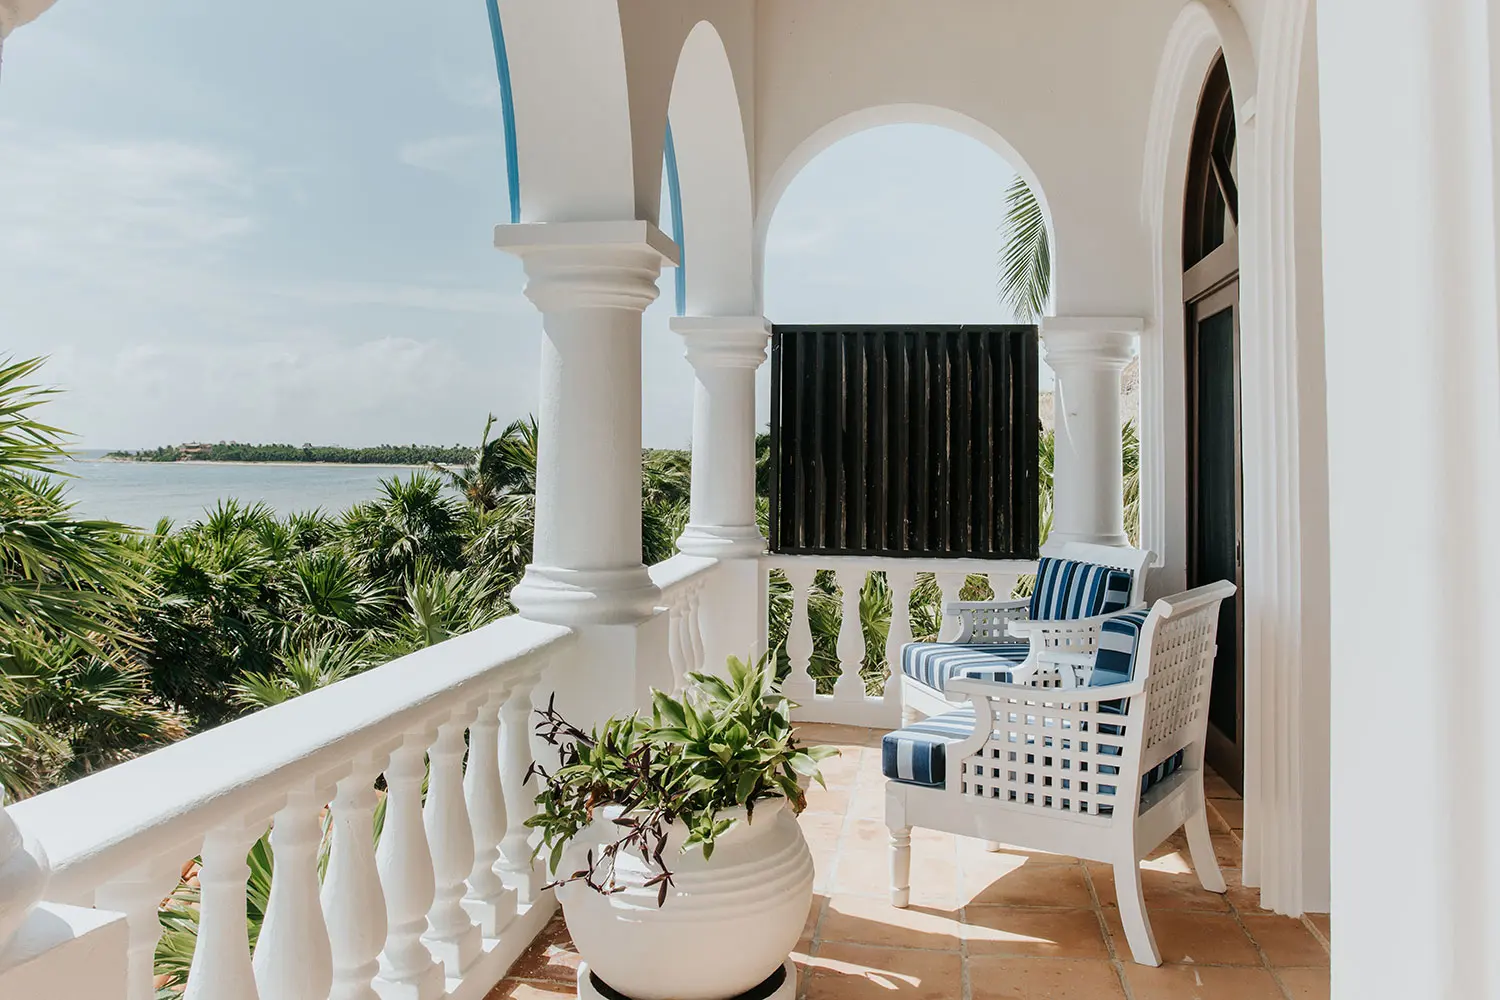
<box><xmin>945</xmin><ymin>581</ymin><xmax>1235</xmax><ymax>823</ymax></box>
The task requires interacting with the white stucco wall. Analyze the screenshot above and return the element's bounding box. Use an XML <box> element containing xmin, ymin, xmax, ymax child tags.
<box><xmin>750</xmin><ymin>0</ymin><xmax>1186</xmax><ymax>317</ymax></box>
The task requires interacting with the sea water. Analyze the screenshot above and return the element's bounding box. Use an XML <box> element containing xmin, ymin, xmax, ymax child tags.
<box><xmin>57</xmin><ymin>454</ymin><xmax>434</xmax><ymax>529</ymax></box>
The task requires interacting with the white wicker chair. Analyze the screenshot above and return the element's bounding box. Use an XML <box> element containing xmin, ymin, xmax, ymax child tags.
<box><xmin>901</xmin><ymin>543</ymin><xmax>1155</xmax><ymax>723</ymax></box>
<box><xmin>885</xmin><ymin>581</ymin><xmax>1236</xmax><ymax>967</ymax></box>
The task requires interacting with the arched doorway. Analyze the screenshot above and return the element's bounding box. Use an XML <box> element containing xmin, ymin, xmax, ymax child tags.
<box><xmin>1183</xmin><ymin>54</ymin><xmax>1244</xmax><ymax>790</ymax></box>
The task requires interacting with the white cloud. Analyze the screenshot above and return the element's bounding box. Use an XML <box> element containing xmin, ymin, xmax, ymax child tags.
<box><xmin>397</xmin><ymin>134</ymin><xmax>502</xmax><ymax>176</ymax></box>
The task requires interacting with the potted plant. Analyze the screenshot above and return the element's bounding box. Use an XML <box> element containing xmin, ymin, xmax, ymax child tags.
<box><xmin>527</xmin><ymin>654</ymin><xmax>837</xmax><ymax>1000</ymax></box>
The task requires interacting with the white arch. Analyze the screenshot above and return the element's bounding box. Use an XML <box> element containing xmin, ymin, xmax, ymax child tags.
<box><xmin>1139</xmin><ymin>0</ymin><xmax>1329</xmax><ymax>919</ymax></box>
<box><xmin>754</xmin><ymin>104</ymin><xmax>1056</xmax><ymax>314</ymax></box>
<box><xmin>495</xmin><ymin>0</ymin><xmax>637</xmax><ymax>223</ymax></box>
<box><xmin>667</xmin><ymin>21</ymin><xmax>755</xmax><ymax>316</ymax></box>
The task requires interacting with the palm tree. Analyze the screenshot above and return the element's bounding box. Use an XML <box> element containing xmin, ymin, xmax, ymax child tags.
<box><xmin>998</xmin><ymin>175</ymin><xmax>1051</xmax><ymax>322</ymax></box>
<box><xmin>340</xmin><ymin>473</ymin><xmax>467</xmax><ymax>585</ymax></box>
<box><xmin>435</xmin><ymin>415</ymin><xmax>538</xmax><ymax>514</ymax></box>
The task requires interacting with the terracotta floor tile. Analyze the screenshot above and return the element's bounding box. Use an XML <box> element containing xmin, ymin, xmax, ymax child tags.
<box><xmin>1240</xmin><ymin>914</ymin><xmax>1329</xmax><ymax>968</ymax></box>
<box><xmin>1221</xmin><ymin>869</ymin><xmax>1263</xmax><ymax>913</ymax></box>
<box><xmin>815</xmin><ymin>748</ymin><xmax>864</xmax><ymax>789</ymax></box>
<box><xmin>961</xmin><ymin>906</ymin><xmax>1109</xmax><ymax>958</ymax></box>
<box><xmin>485</xmin><ymin>981</ymin><xmax>575</xmax><ymax>999</ymax></box>
<box><xmin>1211</xmin><ymin>797</ymin><xmax>1245</xmax><ymax>831</ymax></box>
<box><xmin>799</xmin><ymin>811</ymin><xmax>847</xmax><ymax>852</ymax></box>
<box><xmin>847</xmin><ymin>783</ymin><xmax>886</xmax><ymax>821</ymax></box>
<box><xmin>1305</xmin><ymin>912</ymin><xmax>1330</xmax><ymax>943</ymax></box>
<box><xmin>967</xmin><ymin>956</ymin><xmax>1128</xmax><ymax>999</ymax></box>
<box><xmin>804</xmin><ymin>894</ymin><xmax>829</xmax><ymax>937</ymax></box>
<box><xmin>961</xmin><ymin>854</ymin><xmax>1094</xmax><ymax>908</ymax></box>
<box><xmin>503</xmin><ymin>914</ymin><xmax>579</xmax><ymax>983</ymax></box>
<box><xmin>818</xmin><ymin>894</ymin><xmax>963</xmax><ymax>951</ymax></box>
<box><xmin>803</xmin><ymin>784</ymin><xmax>852</xmax><ymax>815</ymax></box>
<box><xmin>1123</xmin><ymin>964</ymin><xmax>1286</xmax><ymax>999</ymax></box>
<box><xmin>1088</xmin><ymin>862</ymin><xmax>1232</xmax><ymax>912</ymax></box>
<box><xmin>957</xmin><ymin>836</ymin><xmax>1080</xmax><ymax>866</ymax></box>
<box><xmin>797</xmin><ymin>724</ymin><xmax>878</xmax><ymax>749</ymax></box>
<box><xmin>1204</xmin><ymin>770</ymin><xmax>1240</xmax><ymax>800</ymax></box>
<box><xmin>834</xmin><ymin>844</ymin><xmax>958</xmax><ymax>908</ymax></box>
<box><xmin>803</xmin><ymin>942</ymin><xmax>963</xmax><ymax>999</ymax></box>
<box><xmin>1276</xmin><ymin>968</ymin><xmax>1332</xmax><ymax>1000</ymax></box>
<box><xmin>1102</xmin><ymin>909</ymin><xmax>1261</xmax><ymax>966</ymax></box>
<box><xmin>1210</xmin><ymin>831</ymin><xmax>1244</xmax><ymax>868</ymax></box>
<box><xmin>811</xmin><ymin>848</ymin><xmax>838</xmax><ymax>892</ymax></box>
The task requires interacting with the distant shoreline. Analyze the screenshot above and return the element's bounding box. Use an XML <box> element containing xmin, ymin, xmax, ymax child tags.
<box><xmin>84</xmin><ymin>457</ymin><xmax>451</xmax><ymax>469</ymax></box>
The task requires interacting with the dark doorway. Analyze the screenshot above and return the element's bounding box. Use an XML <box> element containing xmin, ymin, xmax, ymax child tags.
<box><xmin>1184</xmin><ymin>54</ymin><xmax>1245</xmax><ymax>790</ymax></box>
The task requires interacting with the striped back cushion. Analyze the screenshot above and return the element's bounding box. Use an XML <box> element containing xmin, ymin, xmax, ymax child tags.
<box><xmin>1027</xmin><ymin>558</ymin><xmax>1135</xmax><ymax>621</ymax></box>
<box><xmin>1090</xmin><ymin>608</ymin><xmax>1151</xmax><ymax>686</ymax></box>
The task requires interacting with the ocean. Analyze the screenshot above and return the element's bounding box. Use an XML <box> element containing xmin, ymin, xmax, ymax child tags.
<box><xmin>58</xmin><ymin>454</ymin><xmax>435</xmax><ymax>529</ymax></box>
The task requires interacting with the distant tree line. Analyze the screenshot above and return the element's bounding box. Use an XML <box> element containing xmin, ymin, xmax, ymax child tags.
<box><xmin>106</xmin><ymin>442</ymin><xmax>474</xmax><ymax>465</ymax></box>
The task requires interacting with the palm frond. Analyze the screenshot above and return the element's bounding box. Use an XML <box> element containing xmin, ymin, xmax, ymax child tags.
<box><xmin>998</xmin><ymin>175</ymin><xmax>1051</xmax><ymax>322</ymax></box>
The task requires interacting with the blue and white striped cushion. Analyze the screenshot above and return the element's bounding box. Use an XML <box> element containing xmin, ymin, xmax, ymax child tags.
<box><xmin>881</xmin><ymin>706</ymin><xmax>975</xmax><ymax>787</ymax></box>
<box><xmin>1091</xmin><ymin>609</ymin><xmax>1151</xmax><ymax>686</ymax></box>
<box><xmin>900</xmin><ymin>641</ymin><xmax>1028</xmax><ymax>691</ymax></box>
<box><xmin>1028</xmin><ymin>558</ymin><xmax>1135</xmax><ymax>621</ymax></box>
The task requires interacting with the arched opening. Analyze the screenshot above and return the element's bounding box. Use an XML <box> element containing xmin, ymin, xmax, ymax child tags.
<box><xmin>1182</xmin><ymin>53</ymin><xmax>1245</xmax><ymax>790</ymax></box>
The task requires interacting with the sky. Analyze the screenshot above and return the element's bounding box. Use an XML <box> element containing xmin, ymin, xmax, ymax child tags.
<box><xmin>0</xmin><ymin>0</ymin><xmax>1023</xmax><ymax>451</ymax></box>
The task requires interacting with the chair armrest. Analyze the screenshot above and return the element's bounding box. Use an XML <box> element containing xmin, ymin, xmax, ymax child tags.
<box><xmin>944</xmin><ymin>599</ymin><xmax>1031</xmax><ymax>642</ymax></box>
<box><xmin>946</xmin><ymin>673</ymin><xmax>1149</xmax><ymax>703</ymax></box>
<box><xmin>1005</xmin><ymin>603</ymin><xmax>1149</xmax><ymax>641</ymax></box>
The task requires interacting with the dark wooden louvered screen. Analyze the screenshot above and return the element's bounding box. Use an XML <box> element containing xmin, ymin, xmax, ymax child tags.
<box><xmin>768</xmin><ymin>325</ymin><xmax>1039</xmax><ymax>559</ymax></box>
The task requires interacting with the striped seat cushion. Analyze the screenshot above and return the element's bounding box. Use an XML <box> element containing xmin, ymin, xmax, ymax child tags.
<box><xmin>900</xmin><ymin>641</ymin><xmax>1029</xmax><ymax>691</ymax></box>
<box><xmin>1028</xmin><ymin>558</ymin><xmax>1135</xmax><ymax>621</ymax></box>
<box><xmin>881</xmin><ymin>706</ymin><xmax>975</xmax><ymax>787</ymax></box>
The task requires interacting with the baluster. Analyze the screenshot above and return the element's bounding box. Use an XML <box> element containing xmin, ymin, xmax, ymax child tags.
<box><xmin>254</xmin><ymin>784</ymin><xmax>333</xmax><ymax>1000</ymax></box>
<box><xmin>782</xmin><ymin>565</ymin><xmax>816</xmax><ymax>700</ymax></box>
<box><xmin>883</xmin><ymin>568</ymin><xmax>917</xmax><ymax>700</ymax></box>
<box><xmin>95</xmin><ymin>857</ymin><xmax>183</xmax><ymax>1000</ymax></box>
<box><xmin>498</xmin><ymin>672</ymin><xmax>544</xmax><ymax>902</ymax></box>
<box><xmin>833</xmin><ymin>567</ymin><xmax>867</xmax><ymax>701</ymax></box>
<box><xmin>666</xmin><ymin>599</ymin><xmax>687</xmax><ymax>690</ymax></box>
<box><xmin>463</xmin><ymin>689</ymin><xmax>517</xmax><ymax>936</ymax></box>
<box><xmin>935</xmin><ymin>571</ymin><xmax>967</xmax><ymax>641</ymax></box>
<box><xmin>323</xmin><ymin>757</ymin><xmax>387</xmax><ymax>1000</ymax></box>
<box><xmin>686</xmin><ymin>585</ymin><xmax>706</xmax><ymax>674</ymax></box>
<box><xmin>184</xmin><ymin>822</ymin><xmax>263</xmax><ymax>1000</ymax></box>
<box><xmin>423</xmin><ymin>708</ymin><xmax>482</xmax><ymax>977</ymax></box>
<box><xmin>375</xmin><ymin>733</ymin><xmax>444</xmax><ymax>1000</ymax></box>
<box><xmin>988</xmin><ymin>572</ymin><xmax>1021</xmax><ymax>604</ymax></box>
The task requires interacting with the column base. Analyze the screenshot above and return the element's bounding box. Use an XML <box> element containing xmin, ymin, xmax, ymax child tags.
<box><xmin>510</xmin><ymin>565</ymin><xmax>663</xmax><ymax>627</ymax></box>
<box><xmin>676</xmin><ymin>523</ymin><xmax>767</xmax><ymax>559</ymax></box>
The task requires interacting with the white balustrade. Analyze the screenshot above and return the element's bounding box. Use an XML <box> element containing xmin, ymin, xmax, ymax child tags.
<box><xmin>763</xmin><ymin>555</ymin><xmax>1036</xmax><ymax>729</ymax></box>
<box><xmin>376</xmin><ymin>734</ymin><xmax>444</xmax><ymax>1000</ymax></box>
<box><xmin>185</xmin><ymin>822</ymin><xmax>264</xmax><ymax>1000</ymax></box>
<box><xmin>94</xmin><ymin>857</ymin><xmax>184</xmax><ymax>1000</ymax></box>
<box><xmin>254</xmin><ymin>784</ymin><xmax>334</xmax><ymax>1000</ymax></box>
<box><xmin>5</xmin><ymin>616</ymin><xmax>574</xmax><ymax>1000</ymax></box>
<box><xmin>498</xmin><ymin>670</ymin><xmax>544</xmax><ymax>903</ymax></box>
<box><xmin>463</xmin><ymin>691</ymin><xmax>517</xmax><ymax>937</ymax></box>
<box><xmin>649</xmin><ymin>553</ymin><xmax>721</xmax><ymax>689</ymax></box>
<box><xmin>423</xmin><ymin>708</ymin><xmax>483</xmax><ymax>978</ymax></box>
<box><xmin>781</xmin><ymin>564</ymin><xmax>817</xmax><ymax>702</ymax></box>
<box><xmin>833</xmin><ymin>568</ymin><xmax>868</xmax><ymax>701</ymax></box>
<box><xmin>324</xmin><ymin>759</ymin><xmax>388</xmax><ymax>1000</ymax></box>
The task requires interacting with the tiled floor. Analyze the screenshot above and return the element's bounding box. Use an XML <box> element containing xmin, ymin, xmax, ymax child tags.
<box><xmin>488</xmin><ymin>724</ymin><xmax>1330</xmax><ymax>1000</ymax></box>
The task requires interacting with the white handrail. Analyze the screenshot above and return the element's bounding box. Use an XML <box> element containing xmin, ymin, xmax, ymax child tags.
<box><xmin>10</xmin><ymin>616</ymin><xmax>573</xmax><ymax>902</ymax></box>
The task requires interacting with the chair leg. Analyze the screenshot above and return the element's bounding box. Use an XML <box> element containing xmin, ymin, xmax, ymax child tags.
<box><xmin>1113</xmin><ymin>857</ymin><xmax>1162</xmax><ymax>967</ymax></box>
<box><xmin>983</xmin><ymin>839</ymin><xmax>1004</xmax><ymax>852</ymax></box>
<box><xmin>889</xmin><ymin>826</ymin><xmax>912</xmax><ymax>908</ymax></box>
<box><xmin>1185</xmin><ymin>799</ymin><xmax>1227</xmax><ymax>894</ymax></box>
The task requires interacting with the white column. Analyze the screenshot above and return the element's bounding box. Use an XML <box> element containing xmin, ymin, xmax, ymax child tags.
<box><xmin>670</xmin><ymin>315</ymin><xmax>770</xmax><ymax>558</ymax></box>
<box><xmin>1318</xmin><ymin>2</ymin><xmax>1500</xmax><ymax>998</ymax></box>
<box><xmin>1040</xmin><ymin>317</ymin><xmax>1140</xmax><ymax>549</ymax></box>
<box><xmin>493</xmin><ymin>220</ymin><xmax>677</xmax><ymax>626</ymax></box>
<box><xmin>254</xmin><ymin>785</ymin><xmax>333</xmax><ymax>1000</ymax></box>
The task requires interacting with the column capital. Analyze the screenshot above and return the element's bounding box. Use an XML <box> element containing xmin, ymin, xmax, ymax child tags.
<box><xmin>494</xmin><ymin>220</ymin><xmax>678</xmax><ymax>314</ymax></box>
<box><xmin>670</xmin><ymin>316</ymin><xmax>771</xmax><ymax>371</ymax></box>
<box><xmin>1040</xmin><ymin>316</ymin><xmax>1141</xmax><ymax>369</ymax></box>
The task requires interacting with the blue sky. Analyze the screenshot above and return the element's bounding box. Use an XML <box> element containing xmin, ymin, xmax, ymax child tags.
<box><xmin>0</xmin><ymin>0</ymin><xmax>1021</xmax><ymax>450</ymax></box>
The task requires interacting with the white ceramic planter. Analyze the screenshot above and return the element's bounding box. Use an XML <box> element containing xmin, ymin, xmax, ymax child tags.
<box><xmin>556</xmin><ymin>798</ymin><xmax>813</xmax><ymax>1000</ymax></box>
